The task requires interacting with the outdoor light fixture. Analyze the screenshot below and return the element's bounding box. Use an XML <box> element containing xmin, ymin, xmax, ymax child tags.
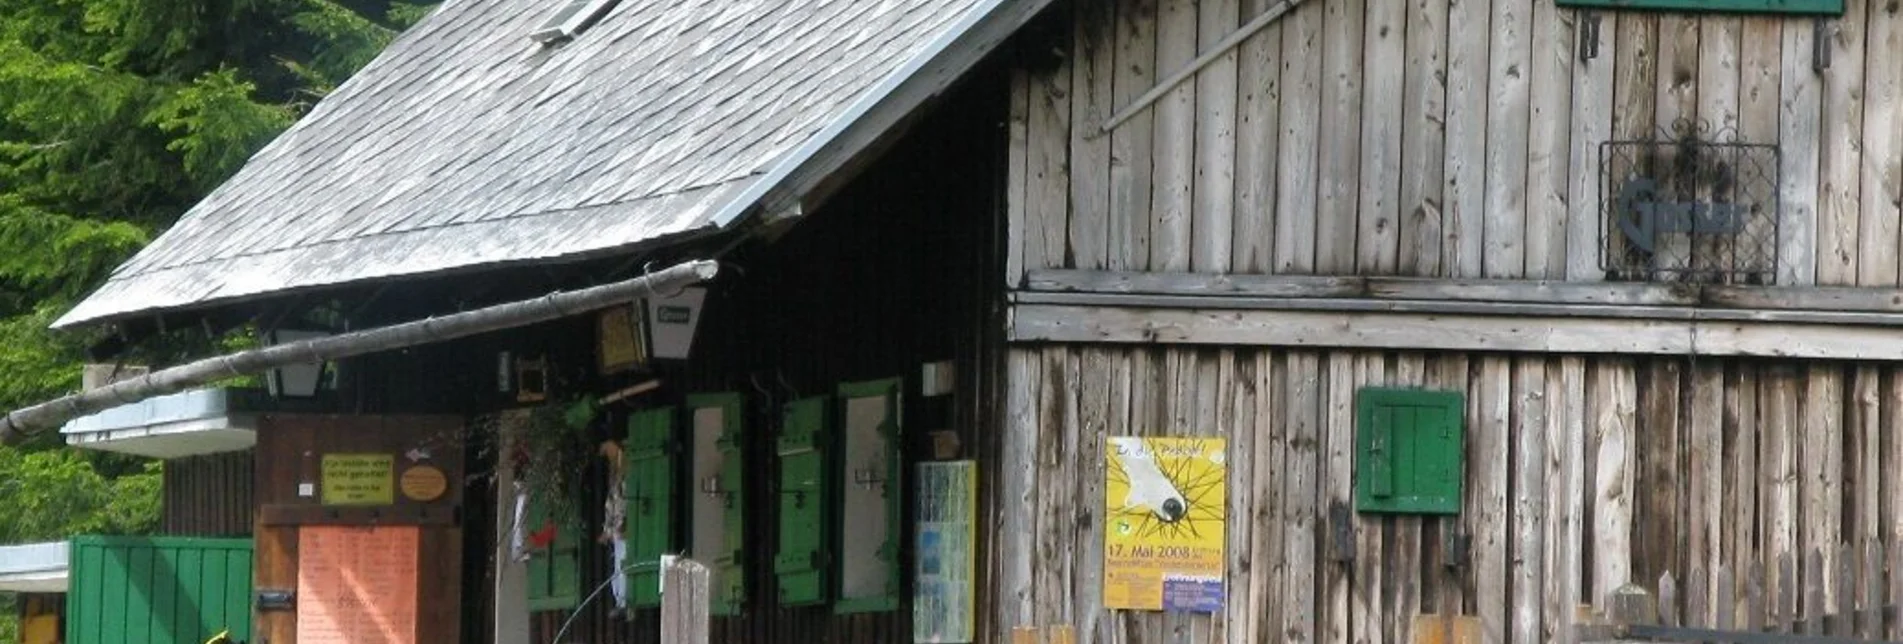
<box><xmin>264</xmin><ymin>329</ymin><xmax>331</xmax><ymax>398</ymax></box>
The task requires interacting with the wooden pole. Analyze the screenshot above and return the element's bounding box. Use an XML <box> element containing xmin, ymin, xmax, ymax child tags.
<box><xmin>0</xmin><ymin>260</ymin><xmax>719</xmax><ymax>443</ymax></box>
<box><xmin>661</xmin><ymin>558</ymin><xmax>712</xmax><ymax>644</ymax></box>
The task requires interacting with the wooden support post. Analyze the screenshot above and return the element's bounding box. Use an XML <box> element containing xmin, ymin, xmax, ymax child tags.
<box><xmin>661</xmin><ymin>558</ymin><xmax>712</xmax><ymax>644</ymax></box>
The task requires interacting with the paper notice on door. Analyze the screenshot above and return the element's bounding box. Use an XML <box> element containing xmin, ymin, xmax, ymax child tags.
<box><xmin>296</xmin><ymin>525</ymin><xmax>420</xmax><ymax>644</ymax></box>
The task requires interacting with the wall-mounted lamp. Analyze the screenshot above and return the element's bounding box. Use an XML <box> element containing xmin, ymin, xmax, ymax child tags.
<box><xmin>264</xmin><ymin>329</ymin><xmax>331</xmax><ymax>398</ymax></box>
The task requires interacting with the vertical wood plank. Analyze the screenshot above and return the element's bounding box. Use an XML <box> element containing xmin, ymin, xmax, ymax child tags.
<box><xmin>1635</xmin><ymin>360</ymin><xmax>1682</xmax><ymax>588</ymax></box>
<box><xmin>1275</xmin><ymin>1</ymin><xmax>1323</xmax><ymax>274</ymax></box>
<box><xmin>1886</xmin><ymin>368</ymin><xmax>1903</xmax><ymax>551</ymax></box>
<box><xmin>1862</xmin><ymin>0</ymin><xmax>1903</xmax><ymax>287</ymax></box>
<box><xmin>1109</xmin><ymin>0</ymin><xmax>1158</xmax><ymax>272</ymax></box>
<box><xmin>1351</xmin><ymin>355</ymin><xmax>1385</xmax><ymax>644</ymax></box>
<box><xmin>1566</xmin><ymin>12</ymin><xmax>1614</xmax><ymax>282</ymax></box>
<box><xmin>1474</xmin><ymin>356</ymin><xmax>1511</xmax><ymax>644</ymax></box>
<box><xmin>1075</xmin><ymin>349</ymin><xmax>1113</xmax><ymax>643</ymax></box>
<box><xmin>1149</xmin><ymin>0</ymin><xmax>1196</xmax><ymax>273</ymax></box>
<box><xmin>1723</xmin><ymin>362</ymin><xmax>1759</xmax><ymax>625</ymax></box>
<box><xmin>1192</xmin><ymin>0</ymin><xmax>1239</xmax><ymax>274</ymax></box>
<box><xmin>1443</xmin><ymin>0</ymin><xmax>1490</xmax><ymax>278</ymax></box>
<box><xmin>1007</xmin><ymin>69</ymin><xmax>1031</xmax><ymax>285</ymax></box>
<box><xmin>1653</xmin><ymin>15</ymin><xmax>1698</xmax><ymax>276</ymax></box>
<box><xmin>1282</xmin><ymin>351</ymin><xmax>1323</xmax><ymax>643</ymax></box>
<box><xmin>1610</xmin><ymin>14</ymin><xmax>1658</xmax><ymax>281</ymax></box>
<box><xmin>1717</xmin><ymin>565</ymin><xmax>1735</xmax><ymax>632</ymax></box>
<box><xmin>1164</xmin><ymin>350</ymin><xmax>1196</xmax><ymax>644</ymax></box>
<box><xmin>1315</xmin><ymin>0</ymin><xmax>1364</xmax><ymax>274</ymax></box>
<box><xmin>1688</xmin><ymin>567</ymin><xmax>1708</xmax><ymax>629</ymax></box>
<box><xmin>1233</xmin><ymin>0</ymin><xmax>1282</xmax><ymax>273</ymax></box>
<box><xmin>1031</xmin><ymin>348</ymin><xmax>1072</xmax><ymax>631</ymax></box>
<box><xmin>1524</xmin><ymin>0</ymin><xmax>1572</xmax><ymax>280</ymax></box>
<box><xmin>1482</xmin><ymin>0</ymin><xmax>1531</xmax><ymax>279</ymax></box>
<box><xmin>1250</xmin><ymin>351</ymin><xmax>1288</xmax><ymax>644</ymax></box>
<box><xmin>1002</xmin><ymin>350</ymin><xmax>1042</xmax><ymax>637</ymax></box>
<box><xmin>1862</xmin><ymin>542</ymin><xmax>1880</xmax><ymax>639</ymax></box>
<box><xmin>1803</xmin><ymin>365</ymin><xmax>1845</xmax><ymax>612</ymax></box>
<box><xmin>1591</xmin><ymin>358</ymin><xmax>1636</xmax><ymax>609</ymax></box>
<box><xmin>1762</xmin><ymin>367</ymin><xmax>1801</xmax><ymax>615</ymax></box>
<box><xmin>1190</xmin><ymin>350</ymin><xmax>1224</xmax><ymax>644</ymax></box>
<box><xmin>1071</xmin><ymin>0</ymin><xmax>1116</xmax><ymax>272</ymax></box>
<box><xmin>1820</xmin><ymin>0</ymin><xmax>1868</xmax><ymax>286</ymax></box>
<box><xmin>1221</xmin><ymin>351</ymin><xmax>1256</xmax><ymax>644</ymax></box>
<box><xmin>1850</xmin><ymin>367</ymin><xmax>1882</xmax><ymax>549</ymax></box>
<box><xmin>1031</xmin><ymin>45</ymin><xmax>1075</xmax><ymax>273</ymax></box>
<box><xmin>1392</xmin><ymin>353</ymin><xmax>1428</xmax><ymax>644</ymax></box>
<box><xmin>1435</xmin><ymin>353</ymin><xmax>1472</xmax><ymax>617</ymax></box>
<box><xmin>1688</xmin><ymin>362</ymin><xmax>1724</xmax><ymax>625</ymax></box>
<box><xmin>1778</xmin><ymin>17</ymin><xmax>1821</xmax><ymax>286</ymax></box>
<box><xmin>1358</xmin><ymin>0</ymin><xmax>1405</xmax><ymax>275</ymax></box>
<box><xmin>1321</xmin><ymin>353</ymin><xmax>1355</xmax><ymax>644</ymax></box>
<box><xmin>1509</xmin><ymin>358</ymin><xmax>1546</xmax><ymax>644</ymax></box>
<box><xmin>1399</xmin><ymin>0</ymin><xmax>1450</xmax><ymax>278</ymax></box>
<box><xmin>1695</xmin><ymin>15</ymin><xmax>1740</xmax><ymax>280</ymax></box>
<box><xmin>1739</xmin><ymin>17</ymin><xmax>1782</xmax><ymax>287</ymax></box>
<box><xmin>1107</xmin><ymin>352</ymin><xmax>1136</xmax><ymax>644</ymax></box>
<box><xmin>1546</xmin><ymin>357</ymin><xmax>1587</xmax><ymax>644</ymax></box>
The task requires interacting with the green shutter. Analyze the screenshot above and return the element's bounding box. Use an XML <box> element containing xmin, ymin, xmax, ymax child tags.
<box><xmin>525</xmin><ymin>494</ymin><xmax>582</xmax><ymax>610</ymax></box>
<box><xmin>834</xmin><ymin>378</ymin><xmax>903</xmax><ymax>614</ymax></box>
<box><xmin>625</xmin><ymin>407</ymin><xmax>677</xmax><ymax>609</ymax></box>
<box><xmin>1355</xmin><ymin>388</ymin><xmax>1464</xmax><ymax>515</ymax></box>
<box><xmin>688</xmin><ymin>393</ymin><xmax>747</xmax><ymax>615</ymax></box>
<box><xmin>774</xmin><ymin>396</ymin><xmax>831</xmax><ymax>606</ymax></box>
<box><xmin>1554</xmin><ymin>0</ymin><xmax>1841</xmax><ymax>14</ymax></box>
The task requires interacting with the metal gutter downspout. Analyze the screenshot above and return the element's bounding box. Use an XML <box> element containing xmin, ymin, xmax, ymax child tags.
<box><xmin>0</xmin><ymin>260</ymin><xmax>720</xmax><ymax>444</ymax></box>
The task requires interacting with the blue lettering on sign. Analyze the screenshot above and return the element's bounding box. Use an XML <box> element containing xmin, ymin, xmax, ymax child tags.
<box><xmin>1614</xmin><ymin>178</ymin><xmax>1749</xmax><ymax>252</ymax></box>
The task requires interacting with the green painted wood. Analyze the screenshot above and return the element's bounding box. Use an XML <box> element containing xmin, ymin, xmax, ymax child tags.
<box><xmin>1554</xmin><ymin>0</ymin><xmax>1842</xmax><ymax>14</ymax></box>
<box><xmin>65</xmin><ymin>536</ymin><xmax>253</xmax><ymax>644</ymax></box>
<box><xmin>834</xmin><ymin>378</ymin><xmax>904</xmax><ymax>614</ymax></box>
<box><xmin>1355</xmin><ymin>388</ymin><xmax>1465</xmax><ymax>514</ymax></box>
<box><xmin>687</xmin><ymin>392</ymin><xmax>748</xmax><ymax>616</ymax></box>
<box><xmin>775</xmin><ymin>396</ymin><xmax>831</xmax><ymax>606</ymax></box>
<box><xmin>525</xmin><ymin>493</ymin><xmax>582</xmax><ymax>611</ymax></box>
<box><xmin>625</xmin><ymin>406</ymin><xmax>677</xmax><ymax>609</ymax></box>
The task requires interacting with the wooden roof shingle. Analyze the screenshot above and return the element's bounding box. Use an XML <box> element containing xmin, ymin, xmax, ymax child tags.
<box><xmin>58</xmin><ymin>0</ymin><xmax>1031</xmax><ymax>327</ymax></box>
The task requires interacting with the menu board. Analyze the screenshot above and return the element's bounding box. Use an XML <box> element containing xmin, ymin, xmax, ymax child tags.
<box><xmin>297</xmin><ymin>526</ymin><xmax>419</xmax><ymax>644</ymax></box>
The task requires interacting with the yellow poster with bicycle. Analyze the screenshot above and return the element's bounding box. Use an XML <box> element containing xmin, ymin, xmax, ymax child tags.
<box><xmin>1104</xmin><ymin>436</ymin><xmax>1226</xmax><ymax>612</ymax></box>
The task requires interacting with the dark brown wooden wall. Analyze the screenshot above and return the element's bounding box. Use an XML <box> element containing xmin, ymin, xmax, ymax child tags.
<box><xmin>522</xmin><ymin>58</ymin><xmax>1012</xmax><ymax>644</ymax></box>
<box><xmin>163</xmin><ymin>451</ymin><xmax>256</xmax><ymax>537</ymax></box>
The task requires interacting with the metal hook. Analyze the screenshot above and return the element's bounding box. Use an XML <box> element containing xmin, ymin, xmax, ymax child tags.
<box><xmin>775</xmin><ymin>370</ymin><xmax>799</xmax><ymax>400</ymax></box>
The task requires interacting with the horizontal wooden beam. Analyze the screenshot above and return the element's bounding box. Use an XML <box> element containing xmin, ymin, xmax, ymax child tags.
<box><xmin>1010</xmin><ymin>303</ymin><xmax>1903</xmax><ymax>361</ymax></box>
<box><xmin>1024</xmin><ymin>269</ymin><xmax>1903</xmax><ymax>313</ymax></box>
<box><xmin>1013</xmin><ymin>292</ymin><xmax>1903</xmax><ymax>326</ymax></box>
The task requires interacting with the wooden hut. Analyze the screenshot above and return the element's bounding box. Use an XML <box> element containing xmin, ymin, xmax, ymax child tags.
<box><xmin>7</xmin><ymin>0</ymin><xmax>1901</xmax><ymax>642</ymax></box>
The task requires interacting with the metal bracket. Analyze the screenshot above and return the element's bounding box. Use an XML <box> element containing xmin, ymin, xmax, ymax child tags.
<box><xmin>1444</xmin><ymin>528</ymin><xmax>1472</xmax><ymax>569</ymax></box>
<box><xmin>1813</xmin><ymin>18</ymin><xmax>1832</xmax><ymax>72</ymax></box>
<box><xmin>1328</xmin><ymin>502</ymin><xmax>1355</xmax><ymax>563</ymax></box>
<box><xmin>1578</xmin><ymin>12</ymin><xmax>1602</xmax><ymax>62</ymax></box>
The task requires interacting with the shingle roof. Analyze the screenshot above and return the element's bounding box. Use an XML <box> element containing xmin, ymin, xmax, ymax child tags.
<box><xmin>56</xmin><ymin>0</ymin><xmax>1009</xmax><ymax>327</ymax></box>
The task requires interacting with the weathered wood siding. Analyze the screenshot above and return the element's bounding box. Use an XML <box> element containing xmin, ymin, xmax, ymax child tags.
<box><xmin>995</xmin><ymin>345</ymin><xmax>1903</xmax><ymax>644</ymax></box>
<box><xmin>162</xmin><ymin>451</ymin><xmax>256</xmax><ymax>537</ymax></box>
<box><xmin>1010</xmin><ymin>0</ymin><xmax>1903</xmax><ymax>286</ymax></box>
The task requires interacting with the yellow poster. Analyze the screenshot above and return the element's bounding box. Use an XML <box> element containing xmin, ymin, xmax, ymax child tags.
<box><xmin>1104</xmin><ymin>436</ymin><xmax>1225</xmax><ymax>612</ymax></box>
<box><xmin>321</xmin><ymin>454</ymin><xmax>395</xmax><ymax>505</ymax></box>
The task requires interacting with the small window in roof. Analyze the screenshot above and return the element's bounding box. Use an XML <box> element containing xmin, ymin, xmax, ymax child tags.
<box><xmin>529</xmin><ymin>0</ymin><xmax>620</xmax><ymax>45</ymax></box>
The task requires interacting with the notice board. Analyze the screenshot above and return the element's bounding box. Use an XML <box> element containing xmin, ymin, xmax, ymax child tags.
<box><xmin>1103</xmin><ymin>437</ymin><xmax>1227</xmax><ymax>613</ymax></box>
<box><xmin>297</xmin><ymin>526</ymin><xmax>420</xmax><ymax>644</ymax></box>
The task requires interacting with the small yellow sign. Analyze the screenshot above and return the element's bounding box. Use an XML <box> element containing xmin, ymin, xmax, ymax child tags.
<box><xmin>399</xmin><ymin>465</ymin><xmax>449</xmax><ymax>502</ymax></box>
<box><xmin>1104</xmin><ymin>437</ymin><xmax>1226</xmax><ymax>612</ymax></box>
<box><xmin>322</xmin><ymin>454</ymin><xmax>395</xmax><ymax>505</ymax></box>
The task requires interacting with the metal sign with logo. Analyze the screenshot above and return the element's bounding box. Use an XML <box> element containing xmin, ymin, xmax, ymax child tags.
<box><xmin>1599</xmin><ymin>122</ymin><xmax>1780</xmax><ymax>283</ymax></box>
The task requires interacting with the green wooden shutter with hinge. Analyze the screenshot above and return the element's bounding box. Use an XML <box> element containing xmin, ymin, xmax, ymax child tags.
<box><xmin>775</xmin><ymin>396</ymin><xmax>831</xmax><ymax>606</ymax></box>
<box><xmin>624</xmin><ymin>407</ymin><xmax>677</xmax><ymax>609</ymax></box>
<box><xmin>835</xmin><ymin>378</ymin><xmax>903</xmax><ymax>614</ymax></box>
<box><xmin>525</xmin><ymin>492</ymin><xmax>582</xmax><ymax>610</ymax></box>
<box><xmin>687</xmin><ymin>393</ymin><xmax>747</xmax><ymax>615</ymax></box>
<box><xmin>1355</xmin><ymin>388</ymin><xmax>1464</xmax><ymax>515</ymax></box>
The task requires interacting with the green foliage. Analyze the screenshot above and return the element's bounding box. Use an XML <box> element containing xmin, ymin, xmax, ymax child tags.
<box><xmin>0</xmin><ymin>0</ymin><xmax>423</xmax><ymax>545</ymax></box>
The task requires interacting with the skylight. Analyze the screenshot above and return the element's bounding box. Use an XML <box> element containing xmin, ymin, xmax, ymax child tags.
<box><xmin>529</xmin><ymin>0</ymin><xmax>621</xmax><ymax>45</ymax></box>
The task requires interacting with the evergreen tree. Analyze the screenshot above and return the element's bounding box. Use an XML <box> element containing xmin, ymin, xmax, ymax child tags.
<box><xmin>0</xmin><ymin>2</ymin><xmax>424</xmax><ymax>628</ymax></box>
